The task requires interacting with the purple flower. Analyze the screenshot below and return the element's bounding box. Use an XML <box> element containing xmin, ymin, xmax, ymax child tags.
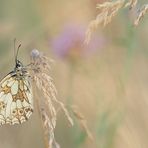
<box><xmin>51</xmin><ymin>24</ymin><xmax>106</xmax><ymax>60</ymax></box>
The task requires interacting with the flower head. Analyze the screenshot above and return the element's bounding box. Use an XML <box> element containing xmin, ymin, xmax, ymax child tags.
<box><xmin>52</xmin><ymin>24</ymin><xmax>106</xmax><ymax>60</ymax></box>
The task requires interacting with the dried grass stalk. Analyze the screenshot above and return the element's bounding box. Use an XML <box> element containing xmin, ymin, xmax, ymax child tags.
<box><xmin>30</xmin><ymin>49</ymin><xmax>73</xmax><ymax>148</ymax></box>
<box><xmin>85</xmin><ymin>0</ymin><xmax>138</xmax><ymax>44</ymax></box>
<box><xmin>124</xmin><ymin>0</ymin><xmax>137</xmax><ymax>9</ymax></box>
<box><xmin>85</xmin><ymin>0</ymin><xmax>125</xmax><ymax>44</ymax></box>
<box><xmin>134</xmin><ymin>4</ymin><xmax>148</xmax><ymax>26</ymax></box>
<box><xmin>41</xmin><ymin>108</ymin><xmax>60</xmax><ymax>148</ymax></box>
<box><xmin>71</xmin><ymin>105</ymin><xmax>94</xmax><ymax>141</ymax></box>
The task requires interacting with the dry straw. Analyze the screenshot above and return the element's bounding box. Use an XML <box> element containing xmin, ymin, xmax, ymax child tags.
<box><xmin>71</xmin><ymin>105</ymin><xmax>94</xmax><ymax>141</ymax></box>
<box><xmin>85</xmin><ymin>0</ymin><xmax>148</xmax><ymax>43</ymax></box>
<box><xmin>134</xmin><ymin>4</ymin><xmax>148</xmax><ymax>26</ymax></box>
<box><xmin>30</xmin><ymin>49</ymin><xmax>73</xmax><ymax>148</ymax></box>
<box><xmin>124</xmin><ymin>0</ymin><xmax>137</xmax><ymax>9</ymax></box>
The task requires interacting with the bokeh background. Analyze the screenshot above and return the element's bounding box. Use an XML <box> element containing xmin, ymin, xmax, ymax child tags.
<box><xmin>0</xmin><ymin>0</ymin><xmax>148</xmax><ymax>148</ymax></box>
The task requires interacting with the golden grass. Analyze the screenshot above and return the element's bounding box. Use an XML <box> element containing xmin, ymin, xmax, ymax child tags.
<box><xmin>30</xmin><ymin>49</ymin><xmax>94</xmax><ymax>147</ymax></box>
<box><xmin>71</xmin><ymin>105</ymin><xmax>94</xmax><ymax>141</ymax></box>
<box><xmin>134</xmin><ymin>4</ymin><xmax>148</xmax><ymax>26</ymax></box>
<box><xmin>85</xmin><ymin>0</ymin><xmax>148</xmax><ymax>43</ymax></box>
<box><xmin>30</xmin><ymin>49</ymin><xmax>73</xmax><ymax>148</ymax></box>
<box><xmin>124</xmin><ymin>0</ymin><xmax>137</xmax><ymax>9</ymax></box>
<box><xmin>85</xmin><ymin>0</ymin><xmax>126</xmax><ymax>44</ymax></box>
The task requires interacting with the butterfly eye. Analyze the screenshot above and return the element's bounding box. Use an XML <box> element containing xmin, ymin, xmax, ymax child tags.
<box><xmin>16</xmin><ymin>63</ymin><xmax>21</xmax><ymax>68</ymax></box>
<box><xmin>16</xmin><ymin>60</ymin><xmax>23</xmax><ymax>68</ymax></box>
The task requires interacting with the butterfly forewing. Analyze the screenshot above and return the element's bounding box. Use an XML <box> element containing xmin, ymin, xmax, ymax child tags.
<box><xmin>0</xmin><ymin>71</ymin><xmax>33</xmax><ymax>125</ymax></box>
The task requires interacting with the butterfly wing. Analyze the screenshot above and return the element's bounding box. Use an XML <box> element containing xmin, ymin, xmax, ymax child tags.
<box><xmin>0</xmin><ymin>72</ymin><xmax>33</xmax><ymax>125</ymax></box>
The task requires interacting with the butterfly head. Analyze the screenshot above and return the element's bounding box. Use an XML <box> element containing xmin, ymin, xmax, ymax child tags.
<box><xmin>15</xmin><ymin>60</ymin><xmax>24</xmax><ymax>72</ymax></box>
<box><xmin>13</xmin><ymin>41</ymin><xmax>28</xmax><ymax>75</ymax></box>
<box><xmin>16</xmin><ymin>60</ymin><xmax>23</xmax><ymax>68</ymax></box>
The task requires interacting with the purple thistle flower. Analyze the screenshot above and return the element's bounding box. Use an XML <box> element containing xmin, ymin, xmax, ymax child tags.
<box><xmin>51</xmin><ymin>24</ymin><xmax>106</xmax><ymax>60</ymax></box>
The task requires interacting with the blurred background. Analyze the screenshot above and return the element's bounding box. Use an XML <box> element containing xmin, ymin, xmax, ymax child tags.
<box><xmin>0</xmin><ymin>0</ymin><xmax>148</xmax><ymax>148</ymax></box>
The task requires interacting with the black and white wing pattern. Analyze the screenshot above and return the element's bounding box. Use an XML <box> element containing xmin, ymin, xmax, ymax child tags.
<box><xmin>0</xmin><ymin>71</ymin><xmax>33</xmax><ymax>125</ymax></box>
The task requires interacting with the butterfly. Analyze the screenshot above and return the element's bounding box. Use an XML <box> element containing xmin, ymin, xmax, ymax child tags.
<box><xmin>0</xmin><ymin>43</ymin><xmax>33</xmax><ymax>125</ymax></box>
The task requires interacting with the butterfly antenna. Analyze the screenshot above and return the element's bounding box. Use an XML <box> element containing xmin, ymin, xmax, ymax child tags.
<box><xmin>15</xmin><ymin>44</ymin><xmax>21</xmax><ymax>63</ymax></box>
<box><xmin>14</xmin><ymin>38</ymin><xmax>16</xmax><ymax>63</ymax></box>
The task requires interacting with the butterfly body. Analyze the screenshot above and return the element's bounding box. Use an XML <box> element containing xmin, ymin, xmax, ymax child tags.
<box><xmin>0</xmin><ymin>59</ymin><xmax>33</xmax><ymax>125</ymax></box>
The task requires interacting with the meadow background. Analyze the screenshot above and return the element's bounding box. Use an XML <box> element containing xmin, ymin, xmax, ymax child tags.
<box><xmin>0</xmin><ymin>0</ymin><xmax>148</xmax><ymax>148</ymax></box>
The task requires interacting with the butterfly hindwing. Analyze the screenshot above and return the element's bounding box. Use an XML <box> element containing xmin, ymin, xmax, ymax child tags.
<box><xmin>0</xmin><ymin>71</ymin><xmax>33</xmax><ymax>125</ymax></box>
